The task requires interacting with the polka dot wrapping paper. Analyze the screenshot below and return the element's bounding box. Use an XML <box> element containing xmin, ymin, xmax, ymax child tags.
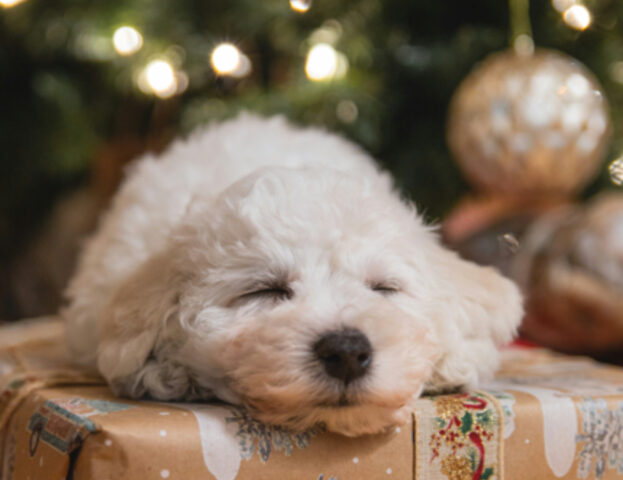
<box><xmin>2</xmin><ymin>317</ymin><xmax>623</xmax><ymax>479</ymax></box>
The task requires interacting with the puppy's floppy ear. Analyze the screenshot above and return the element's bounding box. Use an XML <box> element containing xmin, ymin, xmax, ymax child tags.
<box><xmin>426</xmin><ymin>244</ymin><xmax>523</xmax><ymax>391</ymax></box>
<box><xmin>97</xmin><ymin>250</ymin><xmax>191</xmax><ymax>400</ymax></box>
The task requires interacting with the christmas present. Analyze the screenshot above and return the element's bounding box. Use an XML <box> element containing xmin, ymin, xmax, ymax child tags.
<box><xmin>2</xmin><ymin>317</ymin><xmax>623</xmax><ymax>480</ymax></box>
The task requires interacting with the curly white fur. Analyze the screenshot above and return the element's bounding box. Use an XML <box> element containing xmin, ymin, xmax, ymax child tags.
<box><xmin>64</xmin><ymin>114</ymin><xmax>522</xmax><ymax>437</ymax></box>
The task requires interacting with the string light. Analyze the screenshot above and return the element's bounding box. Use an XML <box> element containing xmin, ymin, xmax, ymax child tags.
<box><xmin>175</xmin><ymin>71</ymin><xmax>189</xmax><ymax>94</ymax></box>
<box><xmin>289</xmin><ymin>0</ymin><xmax>312</xmax><ymax>13</ymax></box>
<box><xmin>305</xmin><ymin>43</ymin><xmax>348</xmax><ymax>81</ymax></box>
<box><xmin>563</xmin><ymin>5</ymin><xmax>591</xmax><ymax>30</ymax></box>
<box><xmin>0</xmin><ymin>0</ymin><xmax>26</xmax><ymax>8</ymax></box>
<box><xmin>146</xmin><ymin>61</ymin><xmax>176</xmax><ymax>95</ymax></box>
<box><xmin>139</xmin><ymin>60</ymin><xmax>178</xmax><ymax>99</ymax></box>
<box><xmin>306</xmin><ymin>44</ymin><xmax>337</xmax><ymax>81</ymax></box>
<box><xmin>551</xmin><ymin>0</ymin><xmax>577</xmax><ymax>13</ymax></box>
<box><xmin>309</xmin><ymin>20</ymin><xmax>342</xmax><ymax>46</ymax></box>
<box><xmin>336</xmin><ymin>100</ymin><xmax>358</xmax><ymax>123</ymax></box>
<box><xmin>335</xmin><ymin>53</ymin><xmax>349</xmax><ymax>79</ymax></box>
<box><xmin>211</xmin><ymin>43</ymin><xmax>241</xmax><ymax>75</ymax></box>
<box><xmin>231</xmin><ymin>54</ymin><xmax>252</xmax><ymax>78</ymax></box>
<box><xmin>209</xmin><ymin>43</ymin><xmax>252</xmax><ymax>78</ymax></box>
<box><xmin>113</xmin><ymin>26</ymin><xmax>143</xmax><ymax>56</ymax></box>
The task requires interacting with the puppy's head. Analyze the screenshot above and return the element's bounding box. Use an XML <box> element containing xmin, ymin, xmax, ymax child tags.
<box><xmin>97</xmin><ymin>167</ymin><xmax>522</xmax><ymax>436</ymax></box>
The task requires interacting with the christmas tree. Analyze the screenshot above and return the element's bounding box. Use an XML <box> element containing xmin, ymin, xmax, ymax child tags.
<box><xmin>1</xmin><ymin>0</ymin><xmax>622</xmax><ymax>326</ymax></box>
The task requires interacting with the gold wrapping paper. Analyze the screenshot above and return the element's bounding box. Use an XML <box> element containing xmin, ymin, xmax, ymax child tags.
<box><xmin>2</xmin><ymin>317</ymin><xmax>623</xmax><ymax>480</ymax></box>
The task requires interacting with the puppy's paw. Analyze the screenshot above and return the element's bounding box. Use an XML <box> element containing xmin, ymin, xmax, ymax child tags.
<box><xmin>427</xmin><ymin>245</ymin><xmax>523</xmax><ymax>391</ymax></box>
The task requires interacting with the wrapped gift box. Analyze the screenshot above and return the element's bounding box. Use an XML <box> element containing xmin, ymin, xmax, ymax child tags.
<box><xmin>2</xmin><ymin>317</ymin><xmax>623</xmax><ymax>480</ymax></box>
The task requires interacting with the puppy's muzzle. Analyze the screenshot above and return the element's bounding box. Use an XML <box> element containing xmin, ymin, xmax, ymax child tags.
<box><xmin>313</xmin><ymin>328</ymin><xmax>372</xmax><ymax>385</ymax></box>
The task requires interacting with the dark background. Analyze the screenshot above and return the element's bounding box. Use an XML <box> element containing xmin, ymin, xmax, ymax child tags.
<box><xmin>0</xmin><ymin>0</ymin><xmax>620</xmax><ymax>320</ymax></box>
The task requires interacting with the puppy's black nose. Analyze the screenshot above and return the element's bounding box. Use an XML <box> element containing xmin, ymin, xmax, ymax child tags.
<box><xmin>313</xmin><ymin>328</ymin><xmax>373</xmax><ymax>384</ymax></box>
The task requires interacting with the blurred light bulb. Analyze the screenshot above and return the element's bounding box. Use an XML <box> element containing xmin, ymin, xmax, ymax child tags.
<box><xmin>211</xmin><ymin>43</ymin><xmax>241</xmax><ymax>75</ymax></box>
<box><xmin>230</xmin><ymin>53</ymin><xmax>252</xmax><ymax>78</ymax></box>
<box><xmin>563</xmin><ymin>5</ymin><xmax>591</xmax><ymax>30</ymax></box>
<box><xmin>336</xmin><ymin>100</ymin><xmax>358</xmax><ymax>124</ymax></box>
<box><xmin>306</xmin><ymin>43</ymin><xmax>338</xmax><ymax>81</ymax></box>
<box><xmin>290</xmin><ymin>0</ymin><xmax>311</xmax><ymax>13</ymax></box>
<box><xmin>552</xmin><ymin>0</ymin><xmax>577</xmax><ymax>13</ymax></box>
<box><xmin>113</xmin><ymin>26</ymin><xmax>143</xmax><ymax>56</ymax></box>
<box><xmin>335</xmin><ymin>52</ymin><xmax>349</xmax><ymax>79</ymax></box>
<box><xmin>309</xmin><ymin>21</ymin><xmax>342</xmax><ymax>46</ymax></box>
<box><xmin>0</xmin><ymin>0</ymin><xmax>26</xmax><ymax>8</ymax></box>
<box><xmin>165</xmin><ymin>45</ymin><xmax>186</xmax><ymax>68</ymax></box>
<box><xmin>175</xmin><ymin>71</ymin><xmax>189</xmax><ymax>94</ymax></box>
<box><xmin>140</xmin><ymin>60</ymin><xmax>177</xmax><ymax>98</ymax></box>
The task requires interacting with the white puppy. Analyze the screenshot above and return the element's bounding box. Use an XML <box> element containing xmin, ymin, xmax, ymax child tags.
<box><xmin>64</xmin><ymin>114</ymin><xmax>522</xmax><ymax>437</ymax></box>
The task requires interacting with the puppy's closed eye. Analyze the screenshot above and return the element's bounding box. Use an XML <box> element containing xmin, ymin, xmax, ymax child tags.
<box><xmin>369</xmin><ymin>281</ymin><xmax>400</xmax><ymax>295</ymax></box>
<box><xmin>237</xmin><ymin>284</ymin><xmax>293</xmax><ymax>303</ymax></box>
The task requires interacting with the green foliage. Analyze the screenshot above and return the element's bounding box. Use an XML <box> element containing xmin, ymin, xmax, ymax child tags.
<box><xmin>468</xmin><ymin>448</ymin><xmax>477</xmax><ymax>471</ymax></box>
<box><xmin>476</xmin><ymin>409</ymin><xmax>493</xmax><ymax>428</ymax></box>
<box><xmin>1</xmin><ymin>0</ymin><xmax>621</xmax><ymax>266</ymax></box>
<box><xmin>481</xmin><ymin>466</ymin><xmax>494</xmax><ymax>479</ymax></box>
<box><xmin>460</xmin><ymin>411</ymin><xmax>473</xmax><ymax>435</ymax></box>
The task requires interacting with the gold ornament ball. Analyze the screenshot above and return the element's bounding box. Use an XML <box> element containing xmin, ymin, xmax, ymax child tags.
<box><xmin>447</xmin><ymin>49</ymin><xmax>611</xmax><ymax>197</ymax></box>
<box><xmin>514</xmin><ymin>194</ymin><xmax>623</xmax><ymax>353</ymax></box>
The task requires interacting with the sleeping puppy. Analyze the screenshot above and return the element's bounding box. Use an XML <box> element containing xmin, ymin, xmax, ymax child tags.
<box><xmin>64</xmin><ymin>114</ymin><xmax>522</xmax><ymax>437</ymax></box>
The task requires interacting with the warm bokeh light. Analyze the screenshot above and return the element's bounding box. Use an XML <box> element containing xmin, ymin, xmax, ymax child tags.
<box><xmin>113</xmin><ymin>26</ymin><xmax>143</xmax><ymax>56</ymax></box>
<box><xmin>335</xmin><ymin>53</ymin><xmax>349</xmax><ymax>79</ymax></box>
<box><xmin>306</xmin><ymin>44</ymin><xmax>337</xmax><ymax>81</ymax></box>
<box><xmin>309</xmin><ymin>21</ymin><xmax>342</xmax><ymax>46</ymax></box>
<box><xmin>146</xmin><ymin>60</ymin><xmax>176</xmax><ymax>94</ymax></box>
<box><xmin>174</xmin><ymin>71</ymin><xmax>189</xmax><ymax>95</ymax></box>
<box><xmin>551</xmin><ymin>0</ymin><xmax>577</xmax><ymax>13</ymax></box>
<box><xmin>210</xmin><ymin>43</ymin><xmax>241</xmax><ymax>75</ymax></box>
<box><xmin>305</xmin><ymin>43</ymin><xmax>347</xmax><ymax>82</ymax></box>
<box><xmin>139</xmin><ymin>60</ymin><xmax>178</xmax><ymax>99</ymax></box>
<box><xmin>0</xmin><ymin>0</ymin><xmax>26</xmax><ymax>8</ymax></box>
<box><xmin>336</xmin><ymin>100</ymin><xmax>358</xmax><ymax>123</ymax></box>
<box><xmin>563</xmin><ymin>5</ymin><xmax>591</xmax><ymax>30</ymax></box>
<box><xmin>289</xmin><ymin>0</ymin><xmax>312</xmax><ymax>13</ymax></box>
<box><xmin>230</xmin><ymin>54</ymin><xmax>252</xmax><ymax>78</ymax></box>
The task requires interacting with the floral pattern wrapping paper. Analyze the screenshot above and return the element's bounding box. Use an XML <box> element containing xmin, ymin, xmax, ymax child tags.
<box><xmin>414</xmin><ymin>392</ymin><xmax>502</xmax><ymax>480</ymax></box>
<box><xmin>2</xmin><ymin>317</ymin><xmax>623</xmax><ymax>480</ymax></box>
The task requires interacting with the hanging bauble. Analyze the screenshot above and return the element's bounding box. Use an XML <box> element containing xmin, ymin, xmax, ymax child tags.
<box><xmin>443</xmin><ymin>193</ymin><xmax>623</xmax><ymax>355</ymax></box>
<box><xmin>512</xmin><ymin>194</ymin><xmax>623</xmax><ymax>354</ymax></box>
<box><xmin>447</xmin><ymin>49</ymin><xmax>611</xmax><ymax>197</ymax></box>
